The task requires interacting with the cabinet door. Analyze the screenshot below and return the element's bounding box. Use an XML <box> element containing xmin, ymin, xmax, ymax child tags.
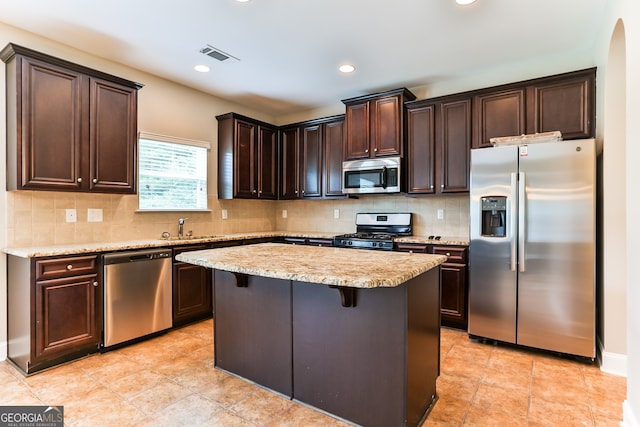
<box><xmin>345</xmin><ymin>101</ymin><xmax>370</xmax><ymax>159</ymax></box>
<box><xmin>301</xmin><ymin>124</ymin><xmax>322</xmax><ymax>198</ymax></box>
<box><xmin>34</xmin><ymin>274</ymin><xmax>100</xmax><ymax>363</ymax></box>
<box><xmin>406</xmin><ymin>105</ymin><xmax>436</xmax><ymax>194</ymax></box>
<box><xmin>89</xmin><ymin>78</ymin><xmax>137</xmax><ymax>193</ymax></box>
<box><xmin>473</xmin><ymin>89</ymin><xmax>526</xmax><ymax>148</ymax></box>
<box><xmin>234</xmin><ymin>119</ymin><xmax>257</xmax><ymax>198</ymax></box>
<box><xmin>324</xmin><ymin>119</ymin><xmax>346</xmax><ymax>197</ymax></box>
<box><xmin>440</xmin><ymin>263</ymin><xmax>467</xmax><ymax>329</ymax></box>
<box><xmin>372</xmin><ymin>95</ymin><xmax>403</xmax><ymax>157</ymax></box>
<box><xmin>439</xmin><ymin>99</ymin><xmax>471</xmax><ymax>193</ymax></box>
<box><xmin>173</xmin><ymin>262</ymin><xmax>212</xmax><ymax>326</ymax></box>
<box><xmin>18</xmin><ymin>56</ymin><xmax>85</xmax><ymax>191</ymax></box>
<box><xmin>527</xmin><ymin>74</ymin><xmax>595</xmax><ymax>140</ymax></box>
<box><xmin>257</xmin><ymin>125</ymin><xmax>278</xmax><ymax>199</ymax></box>
<box><xmin>280</xmin><ymin>127</ymin><xmax>300</xmax><ymax>199</ymax></box>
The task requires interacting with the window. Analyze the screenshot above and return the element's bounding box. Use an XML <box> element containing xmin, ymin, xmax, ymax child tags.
<box><xmin>138</xmin><ymin>132</ymin><xmax>209</xmax><ymax>211</ymax></box>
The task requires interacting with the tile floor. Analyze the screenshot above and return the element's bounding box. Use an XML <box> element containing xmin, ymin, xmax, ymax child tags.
<box><xmin>0</xmin><ymin>320</ymin><xmax>626</xmax><ymax>426</ymax></box>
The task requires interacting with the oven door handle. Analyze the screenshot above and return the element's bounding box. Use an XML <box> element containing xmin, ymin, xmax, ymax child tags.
<box><xmin>381</xmin><ymin>167</ymin><xmax>387</xmax><ymax>189</ymax></box>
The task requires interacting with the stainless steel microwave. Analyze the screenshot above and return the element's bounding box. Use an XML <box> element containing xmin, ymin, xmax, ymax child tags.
<box><xmin>342</xmin><ymin>156</ymin><xmax>401</xmax><ymax>194</ymax></box>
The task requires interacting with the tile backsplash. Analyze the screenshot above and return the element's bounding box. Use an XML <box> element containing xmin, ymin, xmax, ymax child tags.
<box><xmin>5</xmin><ymin>191</ymin><xmax>469</xmax><ymax>247</ymax></box>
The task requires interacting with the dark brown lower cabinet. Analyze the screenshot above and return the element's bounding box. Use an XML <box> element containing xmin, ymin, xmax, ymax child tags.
<box><xmin>292</xmin><ymin>271</ymin><xmax>440</xmax><ymax>427</ymax></box>
<box><xmin>395</xmin><ymin>243</ymin><xmax>469</xmax><ymax>330</ymax></box>
<box><xmin>8</xmin><ymin>254</ymin><xmax>101</xmax><ymax>375</ymax></box>
<box><xmin>172</xmin><ymin>245</ymin><xmax>213</xmax><ymax>327</ymax></box>
<box><xmin>213</xmin><ymin>267</ymin><xmax>440</xmax><ymax>427</ymax></box>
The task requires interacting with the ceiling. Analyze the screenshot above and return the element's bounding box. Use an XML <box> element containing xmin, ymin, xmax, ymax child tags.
<box><xmin>0</xmin><ymin>0</ymin><xmax>608</xmax><ymax>116</ymax></box>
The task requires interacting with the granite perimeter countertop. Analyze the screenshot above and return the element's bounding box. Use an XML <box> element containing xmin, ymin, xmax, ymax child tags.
<box><xmin>176</xmin><ymin>243</ymin><xmax>447</xmax><ymax>289</ymax></box>
<box><xmin>4</xmin><ymin>231</ymin><xmax>469</xmax><ymax>259</ymax></box>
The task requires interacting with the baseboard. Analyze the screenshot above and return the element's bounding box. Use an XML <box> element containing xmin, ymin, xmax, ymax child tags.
<box><xmin>598</xmin><ymin>338</ymin><xmax>628</xmax><ymax>377</ymax></box>
<box><xmin>623</xmin><ymin>400</ymin><xmax>640</xmax><ymax>427</ymax></box>
<box><xmin>0</xmin><ymin>341</ymin><xmax>6</xmax><ymax>361</ymax></box>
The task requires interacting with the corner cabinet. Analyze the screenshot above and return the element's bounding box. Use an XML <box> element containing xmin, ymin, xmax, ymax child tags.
<box><xmin>7</xmin><ymin>254</ymin><xmax>102</xmax><ymax>374</ymax></box>
<box><xmin>405</xmin><ymin>97</ymin><xmax>471</xmax><ymax>195</ymax></box>
<box><xmin>342</xmin><ymin>88</ymin><xmax>416</xmax><ymax>160</ymax></box>
<box><xmin>216</xmin><ymin>113</ymin><xmax>278</xmax><ymax>200</ymax></box>
<box><xmin>279</xmin><ymin>115</ymin><xmax>346</xmax><ymax>199</ymax></box>
<box><xmin>1</xmin><ymin>43</ymin><xmax>141</xmax><ymax>193</ymax></box>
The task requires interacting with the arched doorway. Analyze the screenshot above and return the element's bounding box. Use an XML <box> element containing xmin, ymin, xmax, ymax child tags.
<box><xmin>600</xmin><ymin>18</ymin><xmax>627</xmax><ymax>375</ymax></box>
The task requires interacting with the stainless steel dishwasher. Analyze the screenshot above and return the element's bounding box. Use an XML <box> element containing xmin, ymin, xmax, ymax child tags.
<box><xmin>103</xmin><ymin>248</ymin><xmax>173</xmax><ymax>348</ymax></box>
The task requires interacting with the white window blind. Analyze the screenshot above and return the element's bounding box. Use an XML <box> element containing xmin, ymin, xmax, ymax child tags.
<box><xmin>138</xmin><ymin>132</ymin><xmax>209</xmax><ymax>211</ymax></box>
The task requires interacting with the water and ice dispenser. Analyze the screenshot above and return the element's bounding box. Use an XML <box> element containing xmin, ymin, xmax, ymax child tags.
<box><xmin>481</xmin><ymin>197</ymin><xmax>507</xmax><ymax>237</ymax></box>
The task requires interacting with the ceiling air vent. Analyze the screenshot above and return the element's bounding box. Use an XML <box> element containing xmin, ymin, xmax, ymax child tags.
<box><xmin>200</xmin><ymin>45</ymin><xmax>239</xmax><ymax>63</ymax></box>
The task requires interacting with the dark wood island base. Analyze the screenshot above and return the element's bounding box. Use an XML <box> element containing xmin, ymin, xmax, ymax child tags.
<box><xmin>213</xmin><ymin>267</ymin><xmax>441</xmax><ymax>427</ymax></box>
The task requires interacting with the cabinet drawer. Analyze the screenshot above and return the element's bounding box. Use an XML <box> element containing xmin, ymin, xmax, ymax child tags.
<box><xmin>432</xmin><ymin>246</ymin><xmax>468</xmax><ymax>264</ymax></box>
<box><xmin>395</xmin><ymin>243</ymin><xmax>430</xmax><ymax>254</ymax></box>
<box><xmin>35</xmin><ymin>255</ymin><xmax>99</xmax><ymax>280</ymax></box>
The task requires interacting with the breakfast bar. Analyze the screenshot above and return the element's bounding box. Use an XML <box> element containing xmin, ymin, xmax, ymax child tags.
<box><xmin>177</xmin><ymin>243</ymin><xmax>446</xmax><ymax>427</ymax></box>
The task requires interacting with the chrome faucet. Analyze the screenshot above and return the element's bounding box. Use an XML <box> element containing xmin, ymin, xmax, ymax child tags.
<box><xmin>177</xmin><ymin>218</ymin><xmax>189</xmax><ymax>239</ymax></box>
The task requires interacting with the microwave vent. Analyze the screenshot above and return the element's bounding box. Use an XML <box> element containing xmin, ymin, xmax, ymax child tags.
<box><xmin>199</xmin><ymin>45</ymin><xmax>239</xmax><ymax>62</ymax></box>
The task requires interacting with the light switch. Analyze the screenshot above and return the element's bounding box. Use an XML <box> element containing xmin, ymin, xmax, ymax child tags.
<box><xmin>65</xmin><ymin>209</ymin><xmax>77</xmax><ymax>223</ymax></box>
<box><xmin>221</xmin><ymin>209</ymin><xmax>228</xmax><ymax>219</ymax></box>
<box><xmin>334</xmin><ymin>209</ymin><xmax>340</xmax><ymax>219</ymax></box>
<box><xmin>437</xmin><ymin>209</ymin><xmax>444</xmax><ymax>220</ymax></box>
<box><xmin>282</xmin><ymin>209</ymin><xmax>288</xmax><ymax>219</ymax></box>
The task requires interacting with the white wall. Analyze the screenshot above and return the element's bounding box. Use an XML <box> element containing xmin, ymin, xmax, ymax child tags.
<box><xmin>596</xmin><ymin>0</ymin><xmax>640</xmax><ymax>425</ymax></box>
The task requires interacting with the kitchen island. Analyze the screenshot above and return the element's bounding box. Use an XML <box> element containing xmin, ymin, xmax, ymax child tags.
<box><xmin>176</xmin><ymin>243</ymin><xmax>446</xmax><ymax>427</ymax></box>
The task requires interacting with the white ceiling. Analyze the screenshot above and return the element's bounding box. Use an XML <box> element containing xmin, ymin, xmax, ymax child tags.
<box><xmin>0</xmin><ymin>0</ymin><xmax>608</xmax><ymax>116</ymax></box>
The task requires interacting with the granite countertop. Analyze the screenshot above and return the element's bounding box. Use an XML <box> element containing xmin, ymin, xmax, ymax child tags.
<box><xmin>3</xmin><ymin>231</ymin><xmax>469</xmax><ymax>258</ymax></box>
<box><xmin>176</xmin><ymin>243</ymin><xmax>447</xmax><ymax>289</ymax></box>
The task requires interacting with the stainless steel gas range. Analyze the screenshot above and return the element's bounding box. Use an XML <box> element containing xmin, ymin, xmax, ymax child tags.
<box><xmin>333</xmin><ymin>213</ymin><xmax>412</xmax><ymax>251</ymax></box>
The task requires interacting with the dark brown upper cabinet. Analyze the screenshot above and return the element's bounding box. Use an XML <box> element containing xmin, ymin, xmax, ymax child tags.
<box><xmin>1</xmin><ymin>43</ymin><xmax>141</xmax><ymax>193</ymax></box>
<box><xmin>471</xmin><ymin>68</ymin><xmax>595</xmax><ymax>148</ymax></box>
<box><xmin>342</xmin><ymin>88</ymin><xmax>416</xmax><ymax>160</ymax></box>
<box><xmin>216</xmin><ymin>113</ymin><xmax>278</xmax><ymax>200</ymax></box>
<box><xmin>473</xmin><ymin>89</ymin><xmax>526</xmax><ymax>149</ymax></box>
<box><xmin>279</xmin><ymin>115</ymin><xmax>346</xmax><ymax>200</ymax></box>
<box><xmin>526</xmin><ymin>70</ymin><xmax>595</xmax><ymax>139</ymax></box>
<box><xmin>406</xmin><ymin>97</ymin><xmax>471</xmax><ymax>195</ymax></box>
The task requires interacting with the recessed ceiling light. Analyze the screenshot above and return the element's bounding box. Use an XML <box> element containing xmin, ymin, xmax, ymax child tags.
<box><xmin>456</xmin><ymin>0</ymin><xmax>477</xmax><ymax>4</ymax></box>
<box><xmin>236</xmin><ymin>0</ymin><xmax>251</xmax><ymax>2</ymax></box>
<box><xmin>194</xmin><ymin>64</ymin><xmax>210</xmax><ymax>73</ymax></box>
<box><xmin>339</xmin><ymin>64</ymin><xmax>355</xmax><ymax>73</ymax></box>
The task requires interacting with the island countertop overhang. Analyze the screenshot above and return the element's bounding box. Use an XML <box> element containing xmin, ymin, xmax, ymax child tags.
<box><xmin>175</xmin><ymin>243</ymin><xmax>447</xmax><ymax>289</ymax></box>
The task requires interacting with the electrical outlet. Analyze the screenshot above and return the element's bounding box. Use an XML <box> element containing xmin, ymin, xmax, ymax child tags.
<box><xmin>437</xmin><ymin>209</ymin><xmax>444</xmax><ymax>220</ymax></box>
<box><xmin>334</xmin><ymin>209</ymin><xmax>340</xmax><ymax>219</ymax></box>
<box><xmin>87</xmin><ymin>208</ymin><xmax>103</xmax><ymax>222</ymax></box>
<box><xmin>221</xmin><ymin>209</ymin><xmax>228</xmax><ymax>219</ymax></box>
<box><xmin>65</xmin><ymin>209</ymin><xmax>77</xmax><ymax>223</ymax></box>
<box><xmin>282</xmin><ymin>209</ymin><xmax>288</xmax><ymax>219</ymax></box>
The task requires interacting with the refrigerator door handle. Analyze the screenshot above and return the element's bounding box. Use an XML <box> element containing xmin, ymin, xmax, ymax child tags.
<box><xmin>510</xmin><ymin>172</ymin><xmax>518</xmax><ymax>271</ymax></box>
<box><xmin>518</xmin><ymin>172</ymin><xmax>526</xmax><ymax>272</ymax></box>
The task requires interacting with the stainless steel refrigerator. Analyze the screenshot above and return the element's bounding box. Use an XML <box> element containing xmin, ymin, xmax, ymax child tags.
<box><xmin>469</xmin><ymin>139</ymin><xmax>596</xmax><ymax>359</ymax></box>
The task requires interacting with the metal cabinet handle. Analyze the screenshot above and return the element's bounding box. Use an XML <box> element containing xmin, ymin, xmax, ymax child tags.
<box><xmin>92</xmin><ymin>178</ymin><xmax>98</xmax><ymax>183</ymax></box>
<box><xmin>92</xmin><ymin>281</ymin><xmax>98</xmax><ymax>287</ymax></box>
<box><xmin>365</xmin><ymin>149</ymin><xmax>369</xmax><ymax>153</ymax></box>
<box><xmin>441</xmin><ymin>184</ymin><xmax>444</xmax><ymax>189</ymax></box>
<box><xmin>66</xmin><ymin>264</ymin><xmax>73</xmax><ymax>270</ymax></box>
<box><xmin>77</xmin><ymin>177</ymin><xmax>82</xmax><ymax>183</ymax></box>
<box><xmin>446</xmin><ymin>252</ymin><xmax>451</xmax><ymax>257</ymax></box>
<box><xmin>373</xmin><ymin>147</ymin><xmax>378</xmax><ymax>152</ymax></box>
